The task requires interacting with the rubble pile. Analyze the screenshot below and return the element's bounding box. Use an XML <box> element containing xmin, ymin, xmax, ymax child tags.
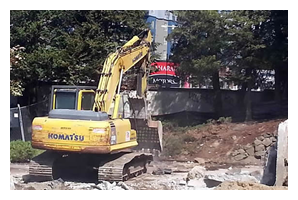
<box><xmin>231</xmin><ymin>131</ymin><xmax>277</xmax><ymax>161</ymax></box>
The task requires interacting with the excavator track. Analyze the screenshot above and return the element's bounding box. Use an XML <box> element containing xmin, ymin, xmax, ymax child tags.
<box><xmin>98</xmin><ymin>152</ymin><xmax>153</xmax><ymax>182</ymax></box>
<box><xmin>29</xmin><ymin>151</ymin><xmax>57</xmax><ymax>181</ymax></box>
<box><xmin>29</xmin><ymin>151</ymin><xmax>153</xmax><ymax>182</ymax></box>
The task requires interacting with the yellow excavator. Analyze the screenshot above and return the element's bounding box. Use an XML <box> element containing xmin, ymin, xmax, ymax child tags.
<box><xmin>29</xmin><ymin>30</ymin><xmax>162</xmax><ymax>182</ymax></box>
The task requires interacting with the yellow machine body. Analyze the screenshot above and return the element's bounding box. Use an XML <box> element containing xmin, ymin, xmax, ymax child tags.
<box><xmin>32</xmin><ymin>117</ymin><xmax>137</xmax><ymax>154</ymax></box>
<box><xmin>31</xmin><ymin>30</ymin><xmax>161</xmax><ymax>155</ymax></box>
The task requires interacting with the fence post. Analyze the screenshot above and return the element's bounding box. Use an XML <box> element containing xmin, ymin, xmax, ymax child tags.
<box><xmin>17</xmin><ymin>104</ymin><xmax>25</xmax><ymax>142</ymax></box>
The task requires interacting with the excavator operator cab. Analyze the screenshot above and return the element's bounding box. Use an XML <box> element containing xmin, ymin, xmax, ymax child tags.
<box><xmin>51</xmin><ymin>85</ymin><xmax>96</xmax><ymax>111</ymax></box>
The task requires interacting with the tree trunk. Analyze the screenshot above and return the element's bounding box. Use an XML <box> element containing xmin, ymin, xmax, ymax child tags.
<box><xmin>245</xmin><ymin>69</ymin><xmax>253</xmax><ymax>122</ymax></box>
<box><xmin>212</xmin><ymin>71</ymin><xmax>222</xmax><ymax>119</ymax></box>
<box><xmin>274</xmin><ymin>66</ymin><xmax>282</xmax><ymax>104</ymax></box>
<box><xmin>245</xmin><ymin>80</ymin><xmax>253</xmax><ymax>121</ymax></box>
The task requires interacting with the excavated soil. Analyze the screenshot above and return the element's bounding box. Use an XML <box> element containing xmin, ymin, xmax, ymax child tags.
<box><xmin>162</xmin><ymin>118</ymin><xmax>285</xmax><ymax>165</ymax></box>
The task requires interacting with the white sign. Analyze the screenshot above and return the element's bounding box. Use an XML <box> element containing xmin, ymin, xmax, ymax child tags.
<box><xmin>125</xmin><ymin>131</ymin><xmax>130</xmax><ymax>141</ymax></box>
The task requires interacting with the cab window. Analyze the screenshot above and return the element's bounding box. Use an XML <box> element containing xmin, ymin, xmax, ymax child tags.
<box><xmin>55</xmin><ymin>92</ymin><xmax>76</xmax><ymax>109</ymax></box>
<box><xmin>81</xmin><ymin>92</ymin><xmax>95</xmax><ymax>110</ymax></box>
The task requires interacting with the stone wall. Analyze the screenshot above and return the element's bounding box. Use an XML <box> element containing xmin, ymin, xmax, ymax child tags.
<box><xmin>231</xmin><ymin>131</ymin><xmax>278</xmax><ymax>161</ymax></box>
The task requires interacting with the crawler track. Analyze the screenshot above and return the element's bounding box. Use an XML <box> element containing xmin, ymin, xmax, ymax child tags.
<box><xmin>29</xmin><ymin>151</ymin><xmax>57</xmax><ymax>181</ymax></box>
<box><xmin>29</xmin><ymin>151</ymin><xmax>153</xmax><ymax>182</ymax></box>
<box><xmin>98</xmin><ymin>152</ymin><xmax>152</xmax><ymax>182</ymax></box>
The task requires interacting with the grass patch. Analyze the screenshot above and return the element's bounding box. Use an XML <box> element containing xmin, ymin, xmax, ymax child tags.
<box><xmin>10</xmin><ymin>140</ymin><xmax>44</xmax><ymax>163</ymax></box>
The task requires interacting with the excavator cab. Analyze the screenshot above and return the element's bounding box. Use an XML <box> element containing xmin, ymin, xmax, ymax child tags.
<box><xmin>51</xmin><ymin>85</ymin><xmax>96</xmax><ymax>111</ymax></box>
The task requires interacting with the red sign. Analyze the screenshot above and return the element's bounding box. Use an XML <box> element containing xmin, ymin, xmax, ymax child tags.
<box><xmin>150</xmin><ymin>62</ymin><xmax>178</xmax><ymax>76</ymax></box>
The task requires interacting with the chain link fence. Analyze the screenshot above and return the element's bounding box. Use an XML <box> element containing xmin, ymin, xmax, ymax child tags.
<box><xmin>10</xmin><ymin>99</ymin><xmax>49</xmax><ymax>141</ymax></box>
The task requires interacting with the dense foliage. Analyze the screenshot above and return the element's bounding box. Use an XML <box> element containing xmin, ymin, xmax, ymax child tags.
<box><xmin>10</xmin><ymin>10</ymin><xmax>148</xmax><ymax>96</ymax></box>
<box><xmin>168</xmin><ymin>10</ymin><xmax>288</xmax><ymax>120</ymax></box>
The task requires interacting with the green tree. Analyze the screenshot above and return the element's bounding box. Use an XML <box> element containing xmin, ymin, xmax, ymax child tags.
<box><xmin>168</xmin><ymin>10</ymin><xmax>287</xmax><ymax>121</ymax></box>
<box><xmin>260</xmin><ymin>10</ymin><xmax>288</xmax><ymax>103</ymax></box>
<box><xmin>10</xmin><ymin>10</ymin><xmax>148</xmax><ymax>102</ymax></box>
<box><xmin>168</xmin><ymin>10</ymin><xmax>229</xmax><ymax>118</ymax></box>
<box><xmin>224</xmin><ymin>10</ymin><xmax>271</xmax><ymax>121</ymax></box>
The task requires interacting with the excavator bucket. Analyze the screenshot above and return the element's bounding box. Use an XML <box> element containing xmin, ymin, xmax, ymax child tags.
<box><xmin>125</xmin><ymin>96</ymin><xmax>163</xmax><ymax>156</ymax></box>
<box><xmin>129</xmin><ymin>118</ymin><xmax>163</xmax><ymax>155</ymax></box>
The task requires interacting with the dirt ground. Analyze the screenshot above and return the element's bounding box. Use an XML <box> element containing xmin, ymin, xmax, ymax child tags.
<box><xmin>10</xmin><ymin>118</ymin><xmax>287</xmax><ymax>190</ymax></box>
<box><xmin>215</xmin><ymin>181</ymin><xmax>288</xmax><ymax>190</ymax></box>
<box><xmin>162</xmin><ymin>118</ymin><xmax>285</xmax><ymax>165</ymax></box>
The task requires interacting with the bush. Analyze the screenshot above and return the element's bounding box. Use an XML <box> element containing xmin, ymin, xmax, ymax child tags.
<box><xmin>163</xmin><ymin>135</ymin><xmax>184</xmax><ymax>156</ymax></box>
<box><xmin>10</xmin><ymin>140</ymin><xmax>44</xmax><ymax>163</ymax></box>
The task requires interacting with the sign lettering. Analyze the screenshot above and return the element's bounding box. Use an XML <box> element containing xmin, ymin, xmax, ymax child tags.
<box><xmin>48</xmin><ymin>133</ymin><xmax>84</xmax><ymax>141</ymax></box>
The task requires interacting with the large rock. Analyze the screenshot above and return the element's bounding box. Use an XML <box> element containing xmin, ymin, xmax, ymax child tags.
<box><xmin>262</xmin><ymin>138</ymin><xmax>272</xmax><ymax>147</ymax></box>
<box><xmin>187</xmin><ymin>166</ymin><xmax>205</xmax><ymax>179</ymax></box>
<box><xmin>257</xmin><ymin>135</ymin><xmax>265</xmax><ymax>141</ymax></box>
<box><xmin>117</xmin><ymin>182</ymin><xmax>129</xmax><ymax>190</ymax></box>
<box><xmin>234</xmin><ymin>153</ymin><xmax>248</xmax><ymax>161</ymax></box>
<box><xmin>255</xmin><ymin>144</ymin><xmax>265</xmax><ymax>152</ymax></box>
<box><xmin>245</xmin><ymin>147</ymin><xmax>255</xmax><ymax>156</ymax></box>
<box><xmin>271</xmin><ymin>136</ymin><xmax>277</xmax><ymax>142</ymax></box>
<box><xmin>232</xmin><ymin>149</ymin><xmax>246</xmax><ymax>157</ymax></box>
<box><xmin>253</xmin><ymin>139</ymin><xmax>262</xmax><ymax>146</ymax></box>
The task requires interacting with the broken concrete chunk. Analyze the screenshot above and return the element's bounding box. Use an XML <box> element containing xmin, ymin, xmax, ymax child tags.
<box><xmin>152</xmin><ymin>168</ymin><xmax>164</xmax><ymax>175</ymax></box>
<box><xmin>92</xmin><ymin>185</ymin><xmax>104</xmax><ymax>190</ymax></box>
<box><xmin>187</xmin><ymin>166</ymin><xmax>205</xmax><ymax>180</ymax></box>
<box><xmin>179</xmin><ymin>181</ymin><xmax>187</xmax><ymax>186</ymax></box>
<box><xmin>103</xmin><ymin>181</ymin><xmax>112</xmax><ymax>190</ymax></box>
<box><xmin>117</xmin><ymin>182</ymin><xmax>129</xmax><ymax>190</ymax></box>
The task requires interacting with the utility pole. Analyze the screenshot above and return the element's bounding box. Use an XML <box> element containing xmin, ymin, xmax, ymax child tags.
<box><xmin>17</xmin><ymin>104</ymin><xmax>25</xmax><ymax>141</ymax></box>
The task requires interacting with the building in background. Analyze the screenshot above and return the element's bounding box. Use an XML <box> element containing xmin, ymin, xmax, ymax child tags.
<box><xmin>146</xmin><ymin>10</ymin><xmax>187</xmax><ymax>88</ymax></box>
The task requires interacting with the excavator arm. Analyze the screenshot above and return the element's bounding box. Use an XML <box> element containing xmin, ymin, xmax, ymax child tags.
<box><xmin>93</xmin><ymin>30</ymin><xmax>152</xmax><ymax>119</ymax></box>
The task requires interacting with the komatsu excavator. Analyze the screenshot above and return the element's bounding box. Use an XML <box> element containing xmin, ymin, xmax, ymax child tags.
<box><xmin>29</xmin><ymin>30</ymin><xmax>162</xmax><ymax>182</ymax></box>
